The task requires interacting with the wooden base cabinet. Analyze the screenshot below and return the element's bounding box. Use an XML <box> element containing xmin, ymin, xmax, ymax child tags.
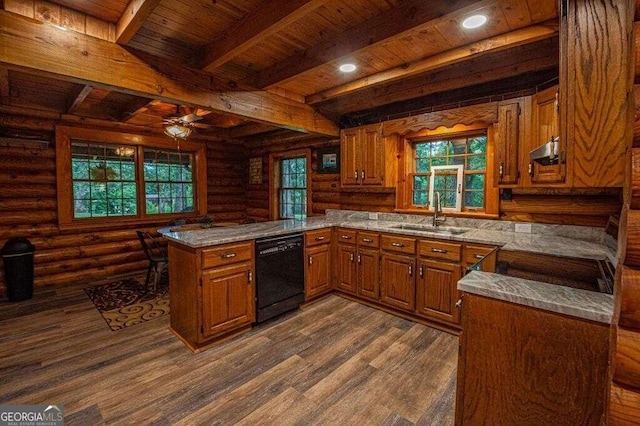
<box><xmin>336</xmin><ymin>243</ymin><xmax>357</xmax><ymax>294</ymax></box>
<box><xmin>416</xmin><ymin>260</ymin><xmax>461</xmax><ymax>325</ymax></box>
<box><xmin>305</xmin><ymin>229</ymin><xmax>333</xmax><ymax>300</ymax></box>
<box><xmin>201</xmin><ymin>262</ymin><xmax>254</xmax><ymax>338</ymax></box>
<box><xmin>168</xmin><ymin>240</ymin><xmax>255</xmax><ymax>352</ymax></box>
<box><xmin>357</xmin><ymin>247</ymin><xmax>380</xmax><ymax>300</ymax></box>
<box><xmin>380</xmin><ymin>253</ymin><xmax>415</xmax><ymax>312</ymax></box>
<box><xmin>455</xmin><ymin>293</ymin><xmax>609</xmax><ymax>425</ymax></box>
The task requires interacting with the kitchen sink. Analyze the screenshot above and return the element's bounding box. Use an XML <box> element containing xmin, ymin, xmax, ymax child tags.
<box><xmin>389</xmin><ymin>224</ymin><xmax>469</xmax><ymax>235</ymax></box>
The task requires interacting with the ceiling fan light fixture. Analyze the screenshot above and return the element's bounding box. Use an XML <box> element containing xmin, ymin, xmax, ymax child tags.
<box><xmin>164</xmin><ymin>123</ymin><xmax>192</xmax><ymax>139</ymax></box>
<box><xmin>462</xmin><ymin>14</ymin><xmax>487</xmax><ymax>29</ymax></box>
<box><xmin>339</xmin><ymin>63</ymin><xmax>357</xmax><ymax>73</ymax></box>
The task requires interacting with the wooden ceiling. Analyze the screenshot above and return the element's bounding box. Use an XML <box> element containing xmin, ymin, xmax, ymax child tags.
<box><xmin>0</xmin><ymin>0</ymin><xmax>558</xmax><ymax>140</ymax></box>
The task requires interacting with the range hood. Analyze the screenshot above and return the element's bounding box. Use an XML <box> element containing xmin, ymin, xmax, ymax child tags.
<box><xmin>529</xmin><ymin>136</ymin><xmax>559</xmax><ymax>166</ymax></box>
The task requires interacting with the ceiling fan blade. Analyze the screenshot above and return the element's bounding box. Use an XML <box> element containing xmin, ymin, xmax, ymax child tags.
<box><xmin>180</xmin><ymin>113</ymin><xmax>203</xmax><ymax>123</ymax></box>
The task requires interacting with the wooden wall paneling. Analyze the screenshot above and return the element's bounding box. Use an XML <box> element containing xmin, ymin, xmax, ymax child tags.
<box><xmin>564</xmin><ymin>0</ymin><xmax>632</xmax><ymax>188</ymax></box>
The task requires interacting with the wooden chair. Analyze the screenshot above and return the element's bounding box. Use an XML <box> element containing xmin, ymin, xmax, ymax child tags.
<box><xmin>136</xmin><ymin>231</ymin><xmax>168</xmax><ymax>292</ymax></box>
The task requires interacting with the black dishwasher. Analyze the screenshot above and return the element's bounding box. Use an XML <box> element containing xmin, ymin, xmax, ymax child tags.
<box><xmin>255</xmin><ymin>233</ymin><xmax>305</xmax><ymax>323</ymax></box>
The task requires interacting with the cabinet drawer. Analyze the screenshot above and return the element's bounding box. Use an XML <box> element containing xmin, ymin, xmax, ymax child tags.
<box><xmin>358</xmin><ymin>231</ymin><xmax>380</xmax><ymax>248</ymax></box>
<box><xmin>202</xmin><ymin>241</ymin><xmax>253</xmax><ymax>269</ymax></box>
<box><xmin>419</xmin><ymin>240</ymin><xmax>462</xmax><ymax>263</ymax></box>
<box><xmin>337</xmin><ymin>228</ymin><xmax>357</xmax><ymax>245</ymax></box>
<box><xmin>305</xmin><ymin>228</ymin><xmax>332</xmax><ymax>247</ymax></box>
<box><xmin>464</xmin><ymin>244</ymin><xmax>496</xmax><ymax>265</ymax></box>
<box><xmin>381</xmin><ymin>234</ymin><xmax>416</xmax><ymax>255</ymax></box>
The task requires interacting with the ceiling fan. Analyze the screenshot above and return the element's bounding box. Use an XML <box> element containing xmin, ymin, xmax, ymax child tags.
<box><xmin>163</xmin><ymin>105</ymin><xmax>205</xmax><ymax>139</ymax></box>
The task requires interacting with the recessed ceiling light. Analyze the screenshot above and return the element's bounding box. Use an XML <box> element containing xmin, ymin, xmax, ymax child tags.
<box><xmin>462</xmin><ymin>14</ymin><xmax>487</xmax><ymax>29</ymax></box>
<box><xmin>339</xmin><ymin>63</ymin><xmax>356</xmax><ymax>73</ymax></box>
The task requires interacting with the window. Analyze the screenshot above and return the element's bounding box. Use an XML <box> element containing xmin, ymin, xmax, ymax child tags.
<box><xmin>143</xmin><ymin>149</ymin><xmax>194</xmax><ymax>215</ymax></box>
<box><xmin>268</xmin><ymin>149</ymin><xmax>311</xmax><ymax>220</ymax></box>
<box><xmin>279</xmin><ymin>157</ymin><xmax>307</xmax><ymax>219</ymax></box>
<box><xmin>412</xmin><ymin>135</ymin><xmax>487</xmax><ymax>211</ymax></box>
<box><xmin>57</xmin><ymin>126</ymin><xmax>207</xmax><ymax>228</ymax></box>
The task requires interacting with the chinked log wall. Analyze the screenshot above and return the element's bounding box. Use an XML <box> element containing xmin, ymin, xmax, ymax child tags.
<box><xmin>0</xmin><ymin>128</ymin><xmax>246</xmax><ymax>295</ymax></box>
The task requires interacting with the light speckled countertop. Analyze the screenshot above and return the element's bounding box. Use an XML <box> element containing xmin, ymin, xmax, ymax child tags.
<box><xmin>459</xmin><ymin>270</ymin><xmax>614</xmax><ymax>324</ymax></box>
<box><xmin>160</xmin><ymin>215</ymin><xmax>615</xmax><ymax>324</ymax></box>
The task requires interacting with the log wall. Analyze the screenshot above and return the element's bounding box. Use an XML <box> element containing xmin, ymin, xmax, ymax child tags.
<box><xmin>0</xmin><ymin>130</ymin><xmax>246</xmax><ymax>295</ymax></box>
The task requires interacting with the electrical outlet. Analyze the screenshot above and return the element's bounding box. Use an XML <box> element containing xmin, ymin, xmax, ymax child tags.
<box><xmin>368</xmin><ymin>212</ymin><xmax>379</xmax><ymax>220</ymax></box>
<box><xmin>515</xmin><ymin>223</ymin><xmax>532</xmax><ymax>233</ymax></box>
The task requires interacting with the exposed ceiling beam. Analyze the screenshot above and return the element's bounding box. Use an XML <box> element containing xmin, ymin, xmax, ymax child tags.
<box><xmin>228</xmin><ymin>122</ymin><xmax>280</xmax><ymax>138</ymax></box>
<box><xmin>116</xmin><ymin>0</ymin><xmax>162</xmax><ymax>45</ymax></box>
<box><xmin>0</xmin><ymin>11</ymin><xmax>339</xmax><ymax>136</ymax></box>
<box><xmin>317</xmin><ymin>37</ymin><xmax>559</xmax><ymax>114</ymax></box>
<box><xmin>119</xmin><ymin>98</ymin><xmax>156</xmax><ymax>122</ymax></box>
<box><xmin>306</xmin><ymin>22</ymin><xmax>558</xmax><ymax>105</ymax></box>
<box><xmin>0</xmin><ymin>66</ymin><xmax>9</xmax><ymax>105</ymax></box>
<box><xmin>200</xmin><ymin>0</ymin><xmax>330</xmax><ymax>72</ymax></box>
<box><xmin>66</xmin><ymin>84</ymin><xmax>93</xmax><ymax>114</ymax></box>
<box><xmin>255</xmin><ymin>0</ymin><xmax>481</xmax><ymax>88</ymax></box>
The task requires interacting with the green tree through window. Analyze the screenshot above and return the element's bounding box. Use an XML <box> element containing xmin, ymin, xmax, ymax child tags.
<box><xmin>413</xmin><ymin>135</ymin><xmax>487</xmax><ymax>210</ymax></box>
<box><xmin>279</xmin><ymin>157</ymin><xmax>307</xmax><ymax>220</ymax></box>
<box><xmin>71</xmin><ymin>142</ymin><xmax>195</xmax><ymax>219</ymax></box>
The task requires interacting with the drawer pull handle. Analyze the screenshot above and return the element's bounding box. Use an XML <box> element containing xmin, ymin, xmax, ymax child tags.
<box><xmin>221</xmin><ymin>253</ymin><xmax>237</xmax><ymax>259</ymax></box>
<box><xmin>473</xmin><ymin>254</ymin><xmax>484</xmax><ymax>259</ymax></box>
<box><xmin>455</xmin><ymin>299</ymin><xmax>463</xmax><ymax>309</ymax></box>
<box><xmin>350</xmin><ymin>253</ymin><xmax>354</xmax><ymax>262</ymax></box>
<box><xmin>391</xmin><ymin>242</ymin><xmax>405</xmax><ymax>248</ymax></box>
<box><xmin>309</xmin><ymin>256</ymin><xmax>313</xmax><ymax>265</ymax></box>
<box><xmin>362</xmin><ymin>238</ymin><xmax>373</xmax><ymax>243</ymax></box>
<box><xmin>361</xmin><ymin>170</ymin><xmax>365</xmax><ymax>180</ymax></box>
<box><xmin>431</xmin><ymin>248</ymin><xmax>447</xmax><ymax>254</ymax></box>
<box><xmin>355</xmin><ymin>170</ymin><xmax>359</xmax><ymax>180</ymax></box>
<box><xmin>341</xmin><ymin>235</ymin><xmax>352</xmax><ymax>240</ymax></box>
<box><xmin>419</xmin><ymin>265</ymin><xmax>424</xmax><ymax>278</ymax></box>
<box><xmin>358</xmin><ymin>254</ymin><xmax>362</xmax><ymax>264</ymax></box>
<box><xmin>408</xmin><ymin>264</ymin><xmax>413</xmax><ymax>276</ymax></box>
<box><xmin>315</xmin><ymin>236</ymin><xmax>326</xmax><ymax>241</ymax></box>
<box><xmin>248</xmin><ymin>270</ymin><xmax>253</xmax><ymax>282</ymax></box>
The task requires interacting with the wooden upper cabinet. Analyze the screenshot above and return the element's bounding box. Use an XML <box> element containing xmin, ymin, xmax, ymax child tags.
<box><xmin>494</xmin><ymin>98</ymin><xmax>522</xmax><ymax>186</ymax></box>
<box><xmin>360</xmin><ymin>125</ymin><xmax>384</xmax><ymax>185</ymax></box>
<box><xmin>529</xmin><ymin>85</ymin><xmax>566</xmax><ymax>185</ymax></box>
<box><xmin>340</xmin><ymin>124</ymin><xmax>397</xmax><ymax>188</ymax></box>
<box><xmin>341</xmin><ymin>128</ymin><xmax>360</xmax><ymax>186</ymax></box>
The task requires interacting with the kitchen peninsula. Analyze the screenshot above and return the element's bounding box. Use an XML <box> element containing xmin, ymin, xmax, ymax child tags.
<box><xmin>162</xmin><ymin>210</ymin><xmax>615</xmax><ymax>350</ymax></box>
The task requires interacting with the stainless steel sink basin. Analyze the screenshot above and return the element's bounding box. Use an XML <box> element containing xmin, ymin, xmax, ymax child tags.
<box><xmin>389</xmin><ymin>224</ymin><xmax>469</xmax><ymax>235</ymax></box>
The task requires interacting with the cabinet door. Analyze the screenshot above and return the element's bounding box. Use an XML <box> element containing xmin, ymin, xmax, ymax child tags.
<box><xmin>357</xmin><ymin>248</ymin><xmax>380</xmax><ymax>300</ymax></box>
<box><xmin>380</xmin><ymin>253</ymin><xmax>415</xmax><ymax>311</ymax></box>
<box><xmin>341</xmin><ymin>128</ymin><xmax>360</xmax><ymax>186</ymax></box>
<box><xmin>361</xmin><ymin>125</ymin><xmax>384</xmax><ymax>186</ymax></box>
<box><xmin>336</xmin><ymin>244</ymin><xmax>357</xmax><ymax>294</ymax></box>
<box><xmin>530</xmin><ymin>85</ymin><xmax>565</xmax><ymax>185</ymax></box>
<box><xmin>495</xmin><ymin>99</ymin><xmax>521</xmax><ymax>186</ymax></box>
<box><xmin>305</xmin><ymin>245</ymin><xmax>332</xmax><ymax>299</ymax></box>
<box><xmin>201</xmin><ymin>262</ymin><xmax>254</xmax><ymax>338</ymax></box>
<box><xmin>416</xmin><ymin>260</ymin><xmax>462</xmax><ymax>325</ymax></box>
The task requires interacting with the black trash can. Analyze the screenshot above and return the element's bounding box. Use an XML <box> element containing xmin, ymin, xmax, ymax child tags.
<box><xmin>1</xmin><ymin>238</ymin><xmax>35</xmax><ymax>302</ymax></box>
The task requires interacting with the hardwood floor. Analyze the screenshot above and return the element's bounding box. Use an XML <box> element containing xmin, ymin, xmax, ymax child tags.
<box><xmin>0</xmin><ymin>283</ymin><xmax>458</xmax><ymax>425</ymax></box>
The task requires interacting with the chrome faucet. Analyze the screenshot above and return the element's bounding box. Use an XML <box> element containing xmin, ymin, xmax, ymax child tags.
<box><xmin>433</xmin><ymin>191</ymin><xmax>447</xmax><ymax>227</ymax></box>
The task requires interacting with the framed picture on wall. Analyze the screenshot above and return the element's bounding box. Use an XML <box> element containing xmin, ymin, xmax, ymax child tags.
<box><xmin>316</xmin><ymin>146</ymin><xmax>340</xmax><ymax>174</ymax></box>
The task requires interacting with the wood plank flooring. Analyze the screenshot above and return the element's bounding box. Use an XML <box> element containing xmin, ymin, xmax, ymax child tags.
<box><xmin>0</xmin><ymin>283</ymin><xmax>458</xmax><ymax>425</ymax></box>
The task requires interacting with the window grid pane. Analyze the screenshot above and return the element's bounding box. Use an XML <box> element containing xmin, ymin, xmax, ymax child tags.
<box><xmin>414</xmin><ymin>135</ymin><xmax>487</xmax><ymax>210</ymax></box>
<box><xmin>143</xmin><ymin>148</ymin><xmax>195</xmax><ymax>215</ymax></box>
<box><xmin>280</xmin><ymin>157</ymin><xmax>307</xmax><ymax>219</ymax></box>
<box><xmin>71</xmin><ymin>141</ymin><xmax>137</xmax><ymax>219</ymax></box>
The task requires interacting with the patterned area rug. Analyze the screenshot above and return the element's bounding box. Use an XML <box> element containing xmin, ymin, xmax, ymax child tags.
<box><xmin>84</xmin><ymin>277</ymin><xmax>169</xmax><ymax>331</ymax></box>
